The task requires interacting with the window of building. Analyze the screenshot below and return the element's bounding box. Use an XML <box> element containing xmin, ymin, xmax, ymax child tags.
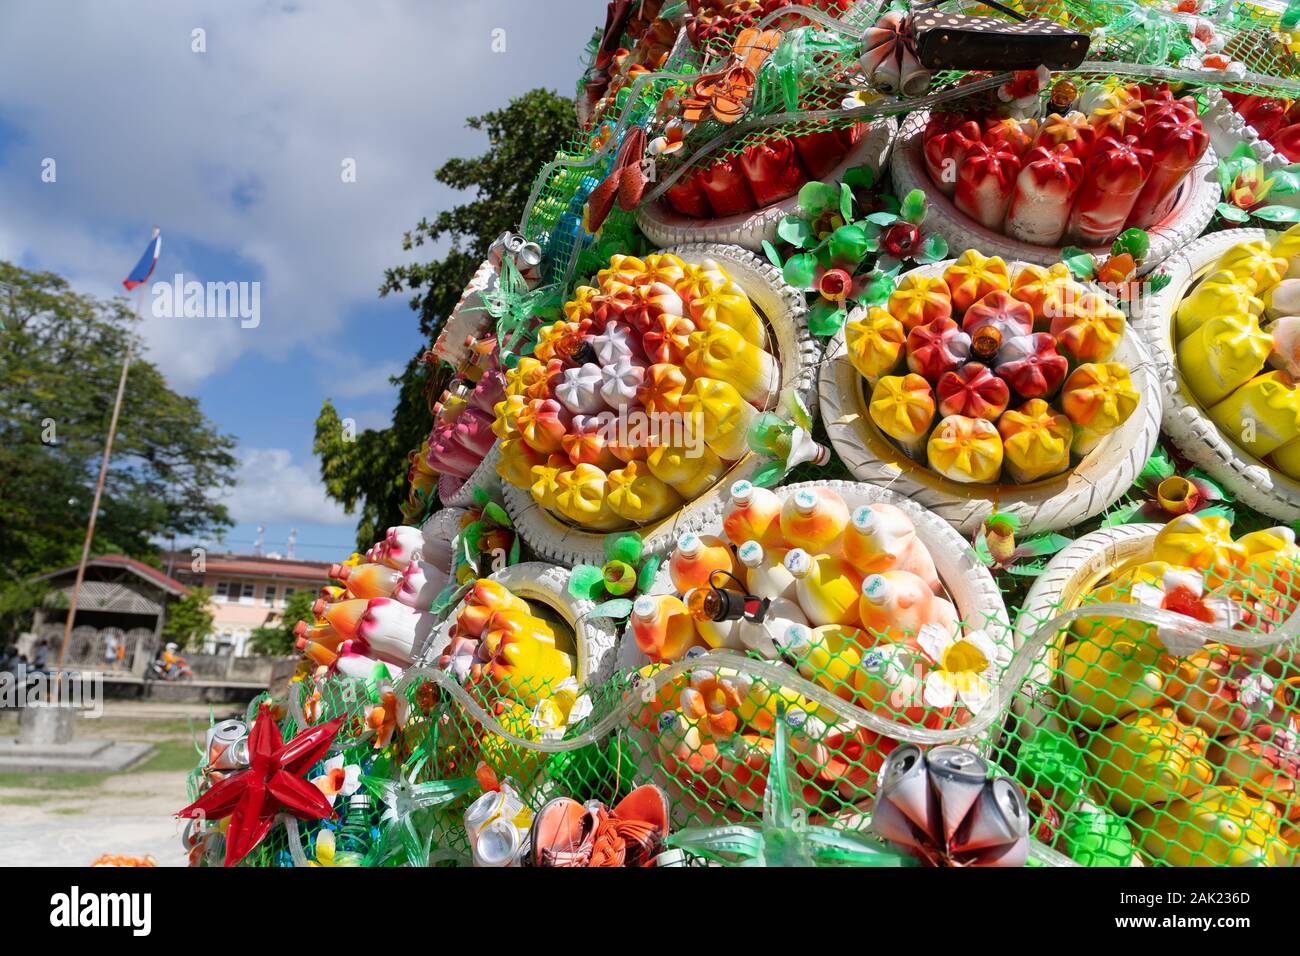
<box><xmin>282</xmin><ymin>586</ymin><xmax>295</xmax><ymax>607</ymax></box>
<box><xmin>240</xmin><ymin>582</ymin><xmax>255</xmax><ymax>604</ymax></box>
<box><xmin>215</xmin><ymin>581</ymin><xmax>230</xmax><ymax>601</ymax></box>
<box><xmin>263</xmin><ymin>585</ymin><xmax>277</xmax><ymax>606</ymax></box>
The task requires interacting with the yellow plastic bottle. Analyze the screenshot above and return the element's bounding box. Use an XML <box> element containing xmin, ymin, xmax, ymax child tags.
<box><xmin>1174</xmin><ymin>271</ymin><xmax>1264</xmax><ymax>342</ymax></box>
<box><xmin>669</xmin><ymin>532</ymin><xmax>737</xmax><ymax>593</ymax></box>
<box><xmin>630</xmin><ymin>594</ymin><xmax>703</xmax><ymax>662</ymax></box>
<box><xmin>783</xmin><ymin>548</ymin><xmax>862</xmax><ymax>628</ymax></box>
<box><xmin>779</xmin><ymin>622</ymin><xmax>865</xmax><ymax>702</ymax></box>
<box><xmin>679</xmin><ymin>377</ymin><xmax>759</xmax><ymax>461</ymax></box>
<box><xmin>1207</xmin><ymin>370</ymin><xmax>1300</xmax><ymax>457</ymax></box>
<box><xmin>687</xmin><ymin>283</ymin><xmax>765</xmax><ymax>347</ymax></box>
<box><xmin>1176</xmin><ymin>313</ymin><xmax>1271</xmax><ymax>407</ymax></box>
<box><xmin>684</xmin><ymin>325</ymin><xmax>779</xmax><ymax>406</ymax></box>
<box><xmin>779</xmin><ymin>486</ymin><xmax>850</xmax><ymax>555</ymax></box>
<box><xmin>553</xmin><ymin>463</ymin><xmax>625</xmax><ymax>530</ymax></box>
<box><xmin>605</xmin><ymin>461</ymin><xmax>683</xmax><ymax>523</ymax></box>
<box><xmin>721</xmin><ymin>479</ymin><xmax>785</xmax><ymax>549</ymax></box>
<box><xmin>646</xmin><ymin>440</ymin><xmax>726</xmax><ymax>499</ymax></box>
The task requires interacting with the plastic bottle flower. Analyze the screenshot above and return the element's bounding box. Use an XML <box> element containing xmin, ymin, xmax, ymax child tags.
<box><xmin>914</xmin><ymin>624</ymin><xmax>1008</xmax><ymax>714</ymax></box>
<box><xmin>1216</xmin><ymin>142</ymin><xmax>1300</xmax><ymax>224</ymax></box>
<box><xmin>766</xmin><ymin>180</ymin><xmax>947</xmax><ymax>336</ymax></box>
<box><xmin>566</xmin><ymin>530</ymin><xmax>660</xmax><ymax>621</ymax></box>
<box><xmin>363</xmin><ymin>767</ymin><xmax>477</xmax><ymax>868</ymax></box>
<box><xmin>1103</xmin><ymin>448</ymin><xmax>1231</xmax><ymax>525</ymax></box>
<box><xmin>970</xmin><ymin>513</ymin><xmax>1071</xmax><ymax>574</ymax></box>
<box><xmin>1128</xmin><ymin>568</ymin><xmax>1240</xmax><ymax>655</ymax></box>
<box><xmin>311</xmin><ymin>754</ymin><xmax>362</xmax><ymax>806</ymax></box>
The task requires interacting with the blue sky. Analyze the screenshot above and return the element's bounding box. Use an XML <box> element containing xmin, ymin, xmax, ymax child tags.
<box><xmin>0</xmin><ymin>0</ymin><xmax>599</xmax><ymax>561</ymax></box>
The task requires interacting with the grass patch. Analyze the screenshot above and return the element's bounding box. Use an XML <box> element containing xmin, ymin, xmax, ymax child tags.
<box><xmin>49</xmin><ymin>805</ymin><xmax>88</xmax><ymax>815</ymax></box>
<box><xmin>0</xmin><ymin>772</ymin><xmax>109</xmax><ymax>791</ymax></box>
<box><xmin>0</xmin><ymin>793</ymin><xmax>55</xmax><ymax>806</ymax></box>
<box><xmin>130</xmin><ymin>739</ymin><xmax>200</xmax><ymax>774</ymax></box>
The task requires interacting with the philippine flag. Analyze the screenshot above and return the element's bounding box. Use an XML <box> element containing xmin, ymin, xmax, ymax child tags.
<box><xmin>122</xmin><ymin>228</ymin><xmax>162</xmax><ymax>290</ymax></box>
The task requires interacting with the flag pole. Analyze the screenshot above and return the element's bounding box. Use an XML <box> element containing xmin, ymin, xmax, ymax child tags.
<box><xmin>54</xmin><ymin>246</ymin><xmax>152</xmax><ymax>676</ymax></box>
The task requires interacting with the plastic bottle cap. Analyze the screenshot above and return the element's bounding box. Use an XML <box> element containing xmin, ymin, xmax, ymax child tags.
<box><xmin>730</xmin><ymin>479</ymin><xmax>754</xmax><ymax>504</ymax></box>
<box><xmin>851</xmin><ymin>505</ymin><xmax>879</xmax><ymax>533</ymax></box>
<box><xmin>632</xmin><ymin>595</ymin><xmax>658</xmax><ymax>620</ymax></box>
<box><xmin>783</xmin><ymin>548</ymin><xmax>812</xmax><ymax>577</ymax></box>
<box><xmin>861</xmin><ymin>573</ymin><xmax>890</xmax><ymax>602</ymax></box>
<box><xmin>781</xmin><ymin>622</ymin><xmax>813</xmax><ymax>652</ymax></box>
<box><xmin>736</xmin><ymin>541</ymin><xmax>764</xmax><ymax>567</ymax></box>
<box><xmin>676</xmin><ymin>532</ymin><xmax>702</xmax><ymax>556</ymax></box>
<box><xmin>793</xmin><ymin>489</ymin><xmax>818</xmax><ymax>514</ymax></box>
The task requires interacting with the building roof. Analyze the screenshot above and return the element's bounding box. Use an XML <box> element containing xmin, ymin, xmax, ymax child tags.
<box><xmin>163</xmin><ymin>552</ymin><xmax>333</xmax><ymax>581</ymax></box>
<box><xmin>34</xmin><ymin>554</ymin><xmax>190</xmax><ymax>597</ymax></box>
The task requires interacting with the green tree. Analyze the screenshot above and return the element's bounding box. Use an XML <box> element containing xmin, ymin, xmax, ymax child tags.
<box><xmin>316</xmin><ymin>88</ymin><xmax>573</xmax><ymax>548</ymax></box>
<box><xmin>160</xmin><ymin>587</ymin><xmax>215</xmax><ymax>649</ymax></box>
<box><xmin>0</xmin><ymin>261</ymin><xmax>237</xmax><ymax>629</ymax></box>
<box><xmin>250</xmin><ymin>588</ymin><xmax>316</xmax><ymax>657</ymax></box>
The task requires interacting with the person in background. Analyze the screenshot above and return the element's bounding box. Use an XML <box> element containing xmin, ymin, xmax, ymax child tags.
<box><xmin>104</xmin><ymin>632</ymin><xmax>121</xmax><ymax>670</ymax></box>
<box><xmin>32</xmin><ymin>640</ymin><xmax>48</xmax><ymax>673</ymax></box>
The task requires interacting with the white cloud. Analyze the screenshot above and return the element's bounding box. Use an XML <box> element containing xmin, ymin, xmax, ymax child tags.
<box><xmin>0</xmin><ymin>0</ymin><xmax>594</xmax><ymax>389</ymax></box>
<box><xmin>221</xmin><ymin>446</ymin><xmax>353</xmax><ymax>527</ymax></box>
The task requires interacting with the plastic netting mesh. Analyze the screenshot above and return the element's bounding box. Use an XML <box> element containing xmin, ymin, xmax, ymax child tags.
<box><xmin>186</xmin><ymin>530</ymin><xmax>1299</xmax><ymax>866</ymax></box>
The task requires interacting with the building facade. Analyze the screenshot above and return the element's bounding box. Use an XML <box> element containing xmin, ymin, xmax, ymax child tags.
<box><xmin>165</xmin><ymin>552</ymin><xmax>331</xmax><ymax>656</ymax></box>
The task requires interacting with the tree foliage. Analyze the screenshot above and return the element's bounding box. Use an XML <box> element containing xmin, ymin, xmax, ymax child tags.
<box><xmin>160</xmin><ymin>586</ymin><xmax>215</xmax><ymax>649</ymax></box>
<box><xmin>0</xmin><ymin>261</ymin><xmax>238</xmax><ymax>631</ymax></box>
<box><xmin>250</xmin><ymin>588</ymin><xmax>316</xmax><ymax>657</ymax></box>
<box><xmin>315</xmin><ymin>88</ymin><xmax>574</xmax><ymax>548</ymax></box>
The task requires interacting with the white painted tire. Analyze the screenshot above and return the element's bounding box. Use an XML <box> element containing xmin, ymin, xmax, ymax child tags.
<box><xmin>819</xmin><ymin>259</ymin><xmax>1164</xmax><ymax>536</ymax></box>
<box><xmin>1201</xmin><ymin>90</ymin><xmax>1300</xmax><ymax>211</ymax></box>
<box><xmin>637</xmin><ymin>118</ymin><xmax>898</xmax><ymax>252</ymax></box>
<box><xmin>1134</xmin><ymin>227</ymin><xmax>1300</xmax><ymax>522</ymax></box>
<box><xmin>419</xmin><ymin>561</ymin><xmax>619</xmax><ymax>688</ymax></box>
<box><xmin>891</xmin><ymin>110</ymin><xmax>1220</xmax><ymax>273</ymax></box>
<box><xmin>617</xmin><ymin>478</ymin><xmax>1012</xmax><ymax>672</ymax></box>
<box><xmin>439</xmin><ymin>442</ymin><xmax>502</xmax><ymax>509</ymax></box>
<box><xmin>504</xmin><ymin>242</ymin><xmax>819</xmax><ymax>566</ymax></box>
<box><xmin>436</xmin><ymin>259</ymin><xmax>498</xmax><ymax>368</ymax></box>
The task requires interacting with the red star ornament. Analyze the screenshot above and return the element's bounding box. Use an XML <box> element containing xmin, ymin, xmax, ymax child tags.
<box><xmin>177</xmin><ymin>702</ymin><xmax>345</xmax><ymax>866</ymax></box>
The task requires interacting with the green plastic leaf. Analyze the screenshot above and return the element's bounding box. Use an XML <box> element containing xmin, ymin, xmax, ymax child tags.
<box><xmin>782</xmin><ymin>252</ymin><xmax>819</xmax><ymax>289</ymax></box>
<box><xmin>461</xmin><ymin>521</ymin><xmax>484</xmax><ymax>555</ymax></box>
<box><xmin>472</xmin><ymin>486</ymin><xmax>490</xmax><ymax>508</ymax></box>
<box><xmin>826</xmin><ymin>224</ymin><xmax>870</xmax><ymax>268</ymax></box>
<box><xmin>1218</xmin><ymin>202</ymin><xmax>1250</xmax><ymax>223</ymax></box>
<box><xmin>783</xmin><ymin>387</ymin><xmax>814</xmax><ymax>432</ymax></box>
<box><xmin>1017</xmin><ymin>533</ymin><xmax>1072</xmax><ymax>558</ymax></box>
<box><xmin>482</xmin><ymin>501</ymin><xmax>511</xmax><ymax>528</ymax></box>
<box><xmin>1101</xmin><ymin>502</ymin><xmax>1144</xmax><ymax>527</ymax></box>
<box><xmin>842</xmin><ymin>164</ymin><xmax>874</xmax><ymax>189</ymax></box>
<box><xmin>508</xmin><ymin>534</ymin><xmax>521</xmax><ymax>566</ymax></box>
<box><xmin>1110</xmin><ymin>227</ymin><xmax>1150</xmax><ymax>262</ymax></box>
<box><xmin>762</xmin><ymin>239</ymin><xmax>783</xmax><ymax>270</ymax></box>
<box><xmin>1007</xmin><ymin>559</ymin><xmax>1050</xmax><ymax>576</ymax></box>
<box><xmin>751</xmin><ymin>457</ymin><xmax>787</xmax><ymax>488</ymax></box>
<box><xmin>1060</xmin><ymin>246</ymin><xmax>1095</xmax><ymax>280</ymax></box>
<box><xmin>589</xmin><ymin>598</ymin><xmax>634</xmax><ymax>621</ymax></box>
<box><xmin>918</xmin><ymin>232</ymin><xmax>948</xmax><ymax>263</ymax></box>
<box><xmin>1138</xmin><ymin>447</ymin><xmax>1174</xmax><ymax>485</ymax></box>
<box><xmin>777</xmin><ymin>215</ymin><xmax>813</xmax><ymax>248</ymax></box>
<box><xmin>864</xmin><ymin>211</ymin><xmax>899</xmax><ymax>226</ymax></box>
<box><xmin>863</xmin><ymin>272</ymin><xmax>895</xmax><ymax>306</ymax></box>
<box><xmin>1146</xmin><ymin>272</ymin><xmax>1171</xmax><ymax>294</ymax></box>
<box><xmin>1197</xmin><ymin>504</ymin><xmax>1236</xmax><ymax>523</ymax></box>
<box><xmin>636</xmin><ymin>554</ymin><xmax>662</xmax><ymax>593</ymax></box>
<box><xmin>900</xmin><ymin>188</ymin><xmax>928</xmax><ymax>225</ymax></box>
<box><xmin>567</xmin><ymin>564</ymin><xmax>606</xmax><ymax>601</ymax></box>
<box><xmin>807</xmin><ymin>299</ymin><xmax>847</xmax><ymax>337</ymax></box>
<box><xmin>1252</xmin><ymin>204</ymin><xmax>1300</xmax><ymax>223</ymax></box>
<box><xmin>839</xmin><ymin>182</ymin><xmax>854</xmax><ymax>222</ymax></box>
<box><xmin>798</xmin><ymin>180</ymin><xmax>838</xmax><ymax>217</ymax></box>
<box><xmin>604</xmin><ymin>531</ymin><xmax>643</xmax><ymax>565</ymax></box>
<box><xmin>1270</xmin><ymin>170</ymin><xmax>1300</xmax><ymax>196</ymax></box>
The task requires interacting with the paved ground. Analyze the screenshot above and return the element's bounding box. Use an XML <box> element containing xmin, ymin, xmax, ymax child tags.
<box><xmin>0</xmin><ymin>701</ymin><xmax>235</xmax><ymax>867</ymax></box>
